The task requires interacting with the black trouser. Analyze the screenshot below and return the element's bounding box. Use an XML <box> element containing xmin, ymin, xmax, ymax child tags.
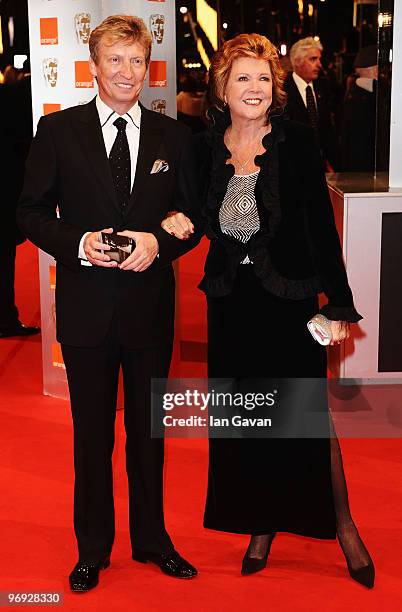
<box><xmin>61</xmin><ymin>318</ymin><xmax>174</xmax><ymax>563</ymax></box>
<box><xmin>0</xmin><ymin>241</ymin><xmax>19</xmax><ymax>330</ymax></box>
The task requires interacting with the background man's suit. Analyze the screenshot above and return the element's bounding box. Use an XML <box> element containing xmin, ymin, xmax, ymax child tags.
<box><xmin>0</xmin><ymin>76</ymin><xmax>32</xmax><ymax>331</ymax></box>
<box><xmin>284</xmin><ymin>73</ymin><xmax>339</xmax><ymax>170</ymax></box>
<box><xmin>18</xmin><ymin>98</ymin><xmax>198</xmax><ymax>562</ymax></box>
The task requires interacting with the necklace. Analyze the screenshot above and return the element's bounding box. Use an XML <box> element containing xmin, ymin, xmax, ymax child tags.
<box><xmin>227</xmin><ymin>127</ymin><xmax>265</xmax><ymax>174</ymax></box>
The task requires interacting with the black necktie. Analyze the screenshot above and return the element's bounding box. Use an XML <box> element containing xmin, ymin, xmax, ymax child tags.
<box><xmin>306</xmin><ymin>85</ymin><xmax>319</xmax><ymax>134</ymax></box>
<box><xmin>109</xmin><ymin>117</ymin><xmax>131</xmax><ymax>210</ymax></box>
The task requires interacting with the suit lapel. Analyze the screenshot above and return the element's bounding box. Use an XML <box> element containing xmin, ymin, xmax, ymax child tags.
<box><xmin>290</xmin><ymin>78</ymin><xmax>309</xmax><ymax>120</ymax></box>
<box><xmin>315</xmin><ymin>85</ymin><xmax>324</xmax><ymax>125</ymax></box>
<box><xmin>75</xmin><ymin>98</ymin><xmax>119</xmax><ymax>212</ymax></box>
<box><xmin>127</xmin><ymin>105</ymin><xmax>164</xmax><ymax>212</ymax></box>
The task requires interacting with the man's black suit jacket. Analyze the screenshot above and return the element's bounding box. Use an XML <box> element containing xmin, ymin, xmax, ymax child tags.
<box><xmin>284</xmin><ymin>73</ymin><xmax>339</xmax><ymax>170</ymax></box>
<box><xmin>341</xmin><ymin>80</ymin><xmax>376</xmax><ymax>172</ymax></box>
<box><xmin>18</xmin><ymin>99</ymin><xmax>199</xmax><ymax>348</ymax></box>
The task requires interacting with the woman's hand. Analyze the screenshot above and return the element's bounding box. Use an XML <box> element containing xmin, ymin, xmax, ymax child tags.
<box><xmin>329</xmin><ymin>320</ymin><xmax>350</xmax><ymax>345</ymax></box>
<box><xmin>161</xmin><ymin>211</ymin><xmax>194</xmax><ymax>240</ymax></box>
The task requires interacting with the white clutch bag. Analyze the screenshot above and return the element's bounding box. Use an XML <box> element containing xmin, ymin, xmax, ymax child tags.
<box><xmin>307</xmin><ymin>314</ymin><xmax>332</xmax><ymax>345</ymax></box>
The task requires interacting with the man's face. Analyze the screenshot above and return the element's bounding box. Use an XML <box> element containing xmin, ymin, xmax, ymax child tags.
<box><xmin>89</xmin><ymin>37</ymin><xmax>147</xmax><ymax>113</ymax></box>
<box><xmin>295</xmin><ymin>48</ymin><xmax>322</xmax><ymax>83</ymax></box>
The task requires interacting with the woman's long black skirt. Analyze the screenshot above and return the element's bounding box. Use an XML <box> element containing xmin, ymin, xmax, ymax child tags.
<box><xmin>204</xmin><ymin>266</ymin><xmax>337</xmax><ymax>539</ymax></box>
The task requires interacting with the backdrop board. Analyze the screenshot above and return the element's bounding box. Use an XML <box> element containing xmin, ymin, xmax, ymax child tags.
<box><xmin>27</xmin><ymin>0</ymin><xmax>177</xmax><ymax>399</ymax></box>
<box><xmin>327</xmin><ymin>173</ymin><xmax>402</xmax><ymax>383</ymax></box>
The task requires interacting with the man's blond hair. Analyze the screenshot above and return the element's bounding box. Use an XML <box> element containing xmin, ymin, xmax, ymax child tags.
<box><xmin>89</xmin><ymin>15</ymin><xmax>152</xmax><ymax>66</ymax></box>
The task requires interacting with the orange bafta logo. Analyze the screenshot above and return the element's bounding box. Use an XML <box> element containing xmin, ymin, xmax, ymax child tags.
<box><xmin>40</xmin><ymin>17</ymin><xmax>58</xmax><ymax>45</ymax></box>
<box><xmin>75</xmin><ymin>61</ymin><xmax>94</xmax><ymax>88</ymax></box>
<box><xmin>43</xmin><ymin>103</ymin><xmax>61</xmax><ymax>116</ymax></box>
<box><xmin>149</xmin><ymin>61</ymin><xmax>167</xmax><ymax>87</ymax></box>
<box><xmin>52</xmin><ymin>343</ymin><xmax>65</xmax><ymax>369</ymax></box>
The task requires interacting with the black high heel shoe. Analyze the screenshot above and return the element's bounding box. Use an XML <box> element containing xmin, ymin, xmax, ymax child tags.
<box><xmin>347</xmin><ymin>559</ymin><xmax>375</xmax><ymax>589</ymax></box>
<box><xmin>241</xmin><ymin>533</ymin><xmax>276</xmax><ymax>576</ymax></box>
<box><xmin>337</xmin><ymin>522</ymin><xmax>375</xmax><ymax>588</ymax></box>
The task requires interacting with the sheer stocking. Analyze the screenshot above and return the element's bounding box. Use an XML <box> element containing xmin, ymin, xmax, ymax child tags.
<box><xmin>246</xmin><ymin>533</ymin><xmax>276</xmax><ymax>559</ymax></box>
<box><xmin>330</xmin><ymin>433</ymin><xmax>372</xmax><ymax>570</ymax></box>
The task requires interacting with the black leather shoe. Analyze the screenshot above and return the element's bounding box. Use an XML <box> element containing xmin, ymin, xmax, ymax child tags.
<box><xmin>132</xmin><ymin>549</ymin><xmax>197</xmax><ymax>578</ymax></box>
<box><xmin>69</xmin><ymin>558</ymin><xmax>110</xmax><ymax>592</ymax></box>
<box><xmin>0</xmin><ymin>323</ymin><xmax>40</xmax><ymax>338</ymax></box>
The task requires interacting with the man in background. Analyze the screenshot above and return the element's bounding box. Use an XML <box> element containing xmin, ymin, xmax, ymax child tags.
<box><xmin>342</xmin><ymin>45</ymin><xmax>378</xmax><ymax>172</ymax></box>
<box><xmin>0</xmin><ymin>59</ymin><xmax>40</xmax><ymax>339</ymax></box>
<box><xmin>285</xmin><ymin>36</ymin><xmax>339</xmax><ymax>171</ymax></box>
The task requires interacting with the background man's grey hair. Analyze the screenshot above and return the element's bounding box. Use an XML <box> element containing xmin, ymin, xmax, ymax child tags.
<box><xmin>290</xmin><ymin>37</ymin><xmax>323</xmax><ymax>69</ymax></box>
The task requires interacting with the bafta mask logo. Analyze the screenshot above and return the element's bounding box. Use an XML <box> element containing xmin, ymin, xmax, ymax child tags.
<box><xmin>43</xmin><ymin>58</ymin><xmax>58</xmax><ymax>87</ymax></box>
<box><xmin>150</xmin><ymin>14</ymin><xmax>165</xmax><ymax>45</ymax></box>
<box><xmin>151</xmin><ymin>99</ymin><xmax>167</xmax><ymax>114</ymax></box>
<box><xmin>75</xmin><ymin>13</ymin><xmax>91</xmax><ymax>44</ymax></box>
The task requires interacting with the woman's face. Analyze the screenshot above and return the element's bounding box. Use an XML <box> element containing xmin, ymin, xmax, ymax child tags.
<box><xmin>224</xmin><ymin>56</ymin><xmax>273</xmax><ymax>122</ymax></box>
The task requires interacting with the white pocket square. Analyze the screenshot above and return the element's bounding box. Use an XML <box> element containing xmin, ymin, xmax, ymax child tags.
<box><xmin>150</xmin><ymin>159</ymin><xmax>169</xmax><ymax>174</ymax></box>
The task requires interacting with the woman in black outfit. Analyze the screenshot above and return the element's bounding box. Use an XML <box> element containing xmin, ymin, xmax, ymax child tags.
<box><xmin>162</xmin><ymin>34</ymin><xmax>374</xmax><ymax>587</ymax></box>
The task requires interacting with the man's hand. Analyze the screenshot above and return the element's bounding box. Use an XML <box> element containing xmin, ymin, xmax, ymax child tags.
<box><xmin>83</xmin><ymin>227</ymin><xmax>117</xmax><ymax>267</ymax></box>
<box><xmin>161</xmin><ymin>211</ymin><xmax>194</xmax><ymax>240</ymax></box>
<box><xmin>117</xmin><ymin>231</ymin><xmax>159</xmax><ymax>272</ymax></box>
<box><xmin>330</xmin><ymin>320</ymin><xmax>350</xmax><ymax>345</ymax></box>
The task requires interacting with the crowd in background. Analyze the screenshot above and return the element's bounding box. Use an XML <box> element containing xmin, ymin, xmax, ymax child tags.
<box><xmin>0</xmin><ymin>34</ymin><xmax>380</xmax><ymax>338</ymax></box>
<box><xmin>176</xmin><ymin>37</ymin><xmax>379</xmax><ymax>174</ymax></box>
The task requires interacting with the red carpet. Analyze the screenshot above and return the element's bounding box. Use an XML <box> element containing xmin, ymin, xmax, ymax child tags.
<box><xmin>0</xmin><ymin>241</ymin><xmax>401</xmax><ymax>610</ymax></box>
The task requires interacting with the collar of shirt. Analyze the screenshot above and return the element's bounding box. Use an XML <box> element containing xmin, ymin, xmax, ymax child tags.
<box><xmin>356</xmin><ymin>77</ymin><xmax>375</xmax><ymax>93</ymax></box>
<box><xmin>95</xmin><ymin>95</ymin><xmax>141</xmax><ymax>190</ymax></box>
<box><xmin>292</xmin><ymin>71</ymin><xmax>317</xmax><ymax>107</ymax></box>
<box><xmin>95</xmin><ymin>94</ymin><xmax>141</xmax><ymax>130</ymax></box>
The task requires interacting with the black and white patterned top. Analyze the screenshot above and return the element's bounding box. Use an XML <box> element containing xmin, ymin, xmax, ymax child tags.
<box><xmin>219</xmin><ymin>170</ymin><xmax>260</xmax><ymax>264</ymax></box>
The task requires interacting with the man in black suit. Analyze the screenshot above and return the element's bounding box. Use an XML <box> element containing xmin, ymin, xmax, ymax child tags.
<box><xmin>0</xmin><ymin>67</ymin><xmax>40</xmax><ymax>338</ymax></box>
<box><xmin>18</xmin><ymin>15</ymin><xmax>198</xmax><ymax>591</ymax></box>
<box><xmin>285</xmin><ymin>37</ymin><xmax>339</xmax><ymax>170</ymax></box>
<box><xmin>341</xmin><ymin>45</ymin><xmax>377</xmax><ymax>172</ymax></box>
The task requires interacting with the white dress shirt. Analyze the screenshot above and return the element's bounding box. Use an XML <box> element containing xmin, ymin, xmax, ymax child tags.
<box><xmin>78</xmin><ymin>95</ymin><xmax>141</xmax><ymax>264</ymax></box>
<box><xmin>292</xmin><ymin>71</ymin><xmax>318</xmax><ymax>107</ymax></box>
<box><xmin>356</xmin><ymin>77</ymin><xmax>375</xmax><ymax>93</ymax></box>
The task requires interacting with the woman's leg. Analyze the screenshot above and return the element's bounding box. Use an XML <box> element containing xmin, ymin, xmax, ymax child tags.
<box><xmin>330</xmin><ymin>433</ymin><xmax>373</xmax><ymax>571</ymax></box>
<box><xmin>244</xmin><ymin>534</ymin><xmax>276</xmax><ymax>559</ymax></box>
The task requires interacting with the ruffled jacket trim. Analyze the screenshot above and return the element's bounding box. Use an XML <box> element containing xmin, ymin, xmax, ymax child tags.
<box><xmin>197</xmin><ymin>107</ymin><xmax>362</xmax><ymax>322</ymax></box>
<box><xmin>199</xmin><ymin>107</ymin><xmax>323</xmax><ymax>300</ymax></box>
